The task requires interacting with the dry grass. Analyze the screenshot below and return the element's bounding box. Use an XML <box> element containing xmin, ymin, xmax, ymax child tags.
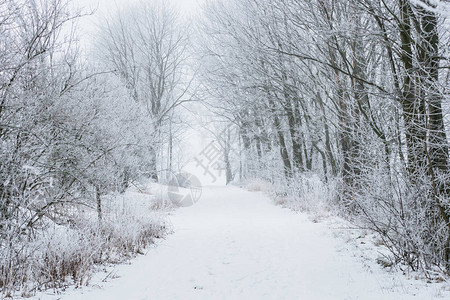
<box><xmin>0</xmin><ymin>182</ymin><xmax>170</xmax><ymax>298</ymax></box>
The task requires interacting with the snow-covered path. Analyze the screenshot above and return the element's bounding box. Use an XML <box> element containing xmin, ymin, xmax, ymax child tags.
<box><xmin>46</xmin><ymin>186</ymin><xmax>446</xmax><ymax>300</ymax></box>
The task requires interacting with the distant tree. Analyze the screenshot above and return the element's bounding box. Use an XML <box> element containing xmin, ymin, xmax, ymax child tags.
<box><xmin>97</xmin><ymin>0</ymin><xmax>193</xmax><ymax>182</ymax></box>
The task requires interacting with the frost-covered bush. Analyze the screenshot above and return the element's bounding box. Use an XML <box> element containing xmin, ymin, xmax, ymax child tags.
<box><xmin>34</xmin><ymin>227</ymin><xmax>101</xmax><ymax>289</ymax></box>
<box><xmin>270</xmin><ymin>173</ymin><xmax>338</xmax><ymax>221</ymax></box>
<box><xmin>245</xmin><ymin>178</ymin><xmax>274</xmax><ymax>192</ymax></box>
<box><xmin>0</xmin><ymin>226</ymin><xmax>100</xmax><ymax>296</ymax></box>
<box><xmin>0</xmin><ymin>188</ymin><xmax>168</xmax><ymax>297</ymax></box>
<box><xmin>245</xmin><ymin>173</ymin><xmax>337</xmax><ymax>221</ymax></box>
<box><xmin>98</xmin><ymin>210</ymin><xmax>167</xmax><ymax>262</ymax></box>
<box><xmin>352</xmin><ymin>163</ymin><xmax>450</xmax><ymax>275</ymax></box>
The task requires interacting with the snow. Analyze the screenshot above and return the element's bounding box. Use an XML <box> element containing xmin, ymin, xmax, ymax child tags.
<box><xmin>37</xmin><ymin>186</ymin><xmax>449</xmax><ymax>300</ymax></box>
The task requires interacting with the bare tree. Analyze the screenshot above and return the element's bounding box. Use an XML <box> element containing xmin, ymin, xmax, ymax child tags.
<box><xmin>97</xmin><ymin>0</ymin><xmax>193</xmax><ymax>181</ymax></box>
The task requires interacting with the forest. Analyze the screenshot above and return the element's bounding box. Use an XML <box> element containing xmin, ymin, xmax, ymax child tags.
<box><xmin>0</xmin><ymin>0</ymin><xmax>449</xmax><ymax>296</ymax></box>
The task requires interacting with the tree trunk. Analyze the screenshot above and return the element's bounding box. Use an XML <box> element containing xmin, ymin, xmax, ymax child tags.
<box><xmin>273</xmin><ymin>112</ymin><xmax>292</xmax><ymax>178</ymax></box>
<box><xmin>96</xmin><ymin>185</ymin><xmax>102</xmax><ymax>222</ymax></box>
<box><xmin>317</xmin><ymin>92</ymin><xmax>337</xmax><ymax>175</ymax></box>
<box><xmin>399</xmin><ymin>0</ymin><xmax>427</xmax><ymax>180</ymax></box>
<box><xmin>286</xmin><ymin>100</ymin><xmax>304</xmax><ymax>173</ymax></box>
<box><xmin>417</xmin><ymin>2</ymin><xmax>450</xmax><ymax>270</ymax></box>
<box><xmin>149</xmin><ymin>146</ymin><xmax>158</xmax><ymax>181</ymax></box>
<box><xmin>418</xmin><ymin>5</ymin><xmax>449</xmax><ymax>184</ymax></box>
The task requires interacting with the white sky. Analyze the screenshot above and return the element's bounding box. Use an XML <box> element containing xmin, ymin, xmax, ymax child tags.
<box><xmin>74</xmin><ymin>0</ymin><xmax>204</xmax><ymax>17</ymax></box>
<box><xmin>73</xmin><ymin>0</ymin><xmax>205</xmax><ymax>50</ymax></box>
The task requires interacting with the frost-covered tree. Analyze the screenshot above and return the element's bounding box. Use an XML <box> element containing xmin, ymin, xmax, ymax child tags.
<box><xmin>198</xmin><ymin>0</ymin><xmax>450</xmax><ymax>274</ymax></box>
<box><xmin>97</xmin><ymin>0</ymin><xmax>192</xmax><ymax>181</ymax></box>
<box><xmin>0</xmin><ymin>0</ymin><xmax>172</xmax><ymax>293</ymax></box>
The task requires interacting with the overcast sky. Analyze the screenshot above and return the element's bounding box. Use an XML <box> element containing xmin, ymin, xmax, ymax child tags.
<box><xmin>74</xmin><ymin>0</ymin><xmax>203</xmax><ymax>15</ymax></box>
<box><xmin>73</xmin><ymin>0</ymin><xmax>205</xmax><ymax>49</ymax></box>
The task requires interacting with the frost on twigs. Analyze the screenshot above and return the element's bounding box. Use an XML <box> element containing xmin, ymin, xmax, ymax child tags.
<box><xmin>0</xmin><ymin>182</ymin><xmax>169</xmax><ymax>297</ymax></box>
<box><xmin>245</xmin><ymin>178</ymin><xmax>274</xmax><ymax>193</ymax></box>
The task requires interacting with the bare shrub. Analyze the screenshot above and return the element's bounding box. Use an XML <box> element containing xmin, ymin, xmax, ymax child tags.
<box><xmin>0</xmin><ymin>188</ymin><xmax>169</xmax><ymax>297</ymax></box>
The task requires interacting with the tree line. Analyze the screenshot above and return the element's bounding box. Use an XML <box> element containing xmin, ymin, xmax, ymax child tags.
<box><xmin>199</xmin><ymin>0</ymin><xmax>450</xmax><ymax>275</ymax></box>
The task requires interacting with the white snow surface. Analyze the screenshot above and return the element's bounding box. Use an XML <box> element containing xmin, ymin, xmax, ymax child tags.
<box><xmin>38</xmin><ymin>186</ymin><xmax>449</xmax><ymax>300</ymax></box>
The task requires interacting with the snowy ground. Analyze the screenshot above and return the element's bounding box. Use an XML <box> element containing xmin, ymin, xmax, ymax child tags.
<box><xmin>37</xmin><ymin>186</ymin><xmax>449</xmax><ymax>300</ymax></box>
